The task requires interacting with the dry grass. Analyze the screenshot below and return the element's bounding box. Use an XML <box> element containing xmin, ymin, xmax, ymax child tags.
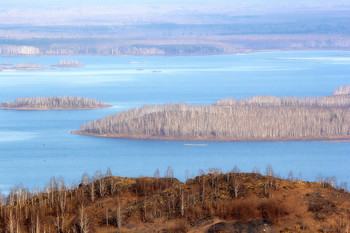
<box><xmin>0</xmin><ymin>173</ymin><xmax>349</xmax><ymax>232</ymax></box>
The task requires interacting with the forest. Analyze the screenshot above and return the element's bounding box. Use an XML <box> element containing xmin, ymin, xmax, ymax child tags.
<box><xmin>0</xmin><ymin>96</ymin><xmax>110</xmax><ymax>110</ymax></box>
<box><xmin>0</xmin><ymin>167</ymin><xmax>348</xmax><ymax>232</ymax></box>
<box><xmin>76</xmin><ymin>86</ymin><xmax>350</xmax><ymax>141</ymax></box>
<box><xmin>1</xmin><ymin>11</ymin><xmax>350</xmax><ymax>56</ymax></box>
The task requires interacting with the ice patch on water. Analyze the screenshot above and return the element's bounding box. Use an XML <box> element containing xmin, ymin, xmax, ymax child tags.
<box><xmin>0</xmin><ymin>131</ymin><xmax>37</xmax><ymax>142</ymax></box>
<box><xmin>279</xmin><ymin>57</ymin><xmax>350</xmax><ymax>62</ymax></box>
<box><xmin>184</xmin><ymin>144</ymin><xmax>208</xmax><ymax>147</ymax></box>
<box><xmin>2</xmin><ymin>70</ymin><xmax>151</xmax><ymax>76</ymax></box>
<box><xmin>163</xmin><ymin>66</ymin><xmax>309</xmax><ymax>73</ymax></box>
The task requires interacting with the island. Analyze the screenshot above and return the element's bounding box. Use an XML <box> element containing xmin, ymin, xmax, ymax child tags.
<box><xmin>52</xmin><ymin>59</ymin><xmax>85</xmax><ymax>67</ymax></box>
<box><xmin>0</xmin><ymin>96</ymin><xmax>111</xmax><ymax>110</ymax></box>
<box><xmin>15</xmin><ymin>63</ymin><xmax>48</xmax><ymax>70</ymax></box>
<box><xmin>0</xmin><ymin>61</ymin><xmax>13</xmax><ymax>66</ymax></box>
<box><xmin>0</xmin><ymin>63</ymin><xmax>53</xmax><ymax>71</ymax></box>
<box><xmin>73</xmin><ymin>85</ymin><xmax>350</xmax><ymax>141</ymax></box>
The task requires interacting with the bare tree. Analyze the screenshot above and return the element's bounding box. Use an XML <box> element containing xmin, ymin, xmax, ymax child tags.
<box><xmin>153</xmin><ymin>168</ymin><xmax>160</xmax><ymax>179</ymax></box>
<box><xmin>78</xmin><ymin>86</ymin><xmax>350</xmax><ymax>141</ymax></box>
<box><xmin>110</xmin><ymin>179</ymin><xmax>118</xmax><ymax>196</ymax></box>
<box><xmin>325</xmin><ymin>176</ymin><xmax>338</xmax><ymax>188</ymax></box>
<box><xmin>116</xmin><ymin>197</ymin><xmax>122</xmax><ymax>228</ymax></box>
<box><xmin>298</xmin><ymin>172</ymin><xmax>303</xmax><ymax>181</ymax></box>
<box><xmin>78</xmin><ymin>205</ymin><xmax>90</xmax><ymax>233</ymax></box>
<box><xmin>201</xmin><ymin>177</ymin><xmax>206</xmax><ymax>204</ymax></box>
<box><xmin>180</xmin><ymin>188</ymin><xmax>185</xmax><ymax>216</ymax></box>
<box><xmin>198</xmin><ymin>169</ymin><xmax>205</xmax><ymax>177</ymax></box>
<box><xmin>266</xmin><ymin>165</ymin><xmax>274</xmax><ymax>177</ymax></box>
<box><xmin>7</xmin><ymin>209</ymin><xmax>15</xmax><ymax>233</ymax></box>
<box><xmin>88</xmin><ymin>180</ymin><xmax>95</xmax><ymax>202</ymax></box>
<box><xmin>333</xmin><ymin>85</ymin><xmax>350</xmax><ymax>96</ymax></box>
<box><xmin>233</xmin><ymin>177</ymin><xmax>240</xmax><ymax>198</ymax></box>
<box><xmin>95</xmin><ymin>170</ymin><xmax>107</xmax><ymax>197</ymax></box>
<box><xmin>106</xmin><ymin>168</ymin><xmax>112</xmax><ymax>177</ymax></box>
<box><xmin>165</xmin><ymin>167</ymin><xmax>174</xmax><ymax>180</ymax></box>
<box><xmin>232</xmin><ymin>165</ymin><xmax>240</xmax><ymax>173</ymax></box>
<box><xmin>198</xmin><ymin>169</ymin><xmax>205</xmax><ymax>182</ymax></box>
<box><xmin>81</xmin><ymin>173</ymin><xmax>89</xmax><ymax>186</ymax></box>
<box><xmin>288</xmin><ymin>170</ymin><xmax>294</xmax><ymax>181</ymax></box>
<box><xmin>340</xmin><ymin>182</ymin><xmax>348</xmax><ymax>191</ymax></box>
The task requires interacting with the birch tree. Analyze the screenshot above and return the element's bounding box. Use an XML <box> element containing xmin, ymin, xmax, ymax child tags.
<box><xmin>78</xmin><ymin>85</ymin><xmax>350</xmax><ymax>141</ymax></box>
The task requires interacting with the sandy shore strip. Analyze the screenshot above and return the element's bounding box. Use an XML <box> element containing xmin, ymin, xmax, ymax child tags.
<box><xmin>71</xmin><ymin>131</ymin><xmax>350</xmax><ymax>142</ymax></box>
<box><xmin>0</xmin><ymin>105</ymin><xmax>112</xmax><ymax>110</ymax></box>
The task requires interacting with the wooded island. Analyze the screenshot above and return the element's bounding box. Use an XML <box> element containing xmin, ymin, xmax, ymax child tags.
<box><xmin>74</xmin><ymin>85</ymin><xmax>350</xmax><ymax>141</ymax></box>
<box><xmin>52</xmin><ymin>59</ymin><xmax>85</xmax><ymax>67</ymax></box>
<box><xmin>0</xmin><ymin>96</ymin><xmax>111</xmax><ymax>110</ymax></box>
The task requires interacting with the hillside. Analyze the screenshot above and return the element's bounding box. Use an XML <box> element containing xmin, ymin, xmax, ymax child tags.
<box><xmin>0</xmin><ymin>171</ymin><xmax>349</xmax><ymax>232</ymax></box>
<box><xmin>74</xmin><ymin>86</ymin><xmax>350</xmax><ymax>141</ymax></box>
<box><xmin>0</xmin><ymin>96</ymin><xmax>111</xmax><ymax>110</ymax></box>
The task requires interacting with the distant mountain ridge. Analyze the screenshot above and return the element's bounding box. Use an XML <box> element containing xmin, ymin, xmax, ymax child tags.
<box><xmin>1</xmin><ymin>10</ymin><xmax>350</xmax><ymax>56</ymax></box>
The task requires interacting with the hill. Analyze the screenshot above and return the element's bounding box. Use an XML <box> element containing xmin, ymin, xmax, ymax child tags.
<box><xmin>74</xmin><ymin>86</ymin><xmax>350</xmax><ymax>141</ymax></box>
<box><xmin>0</xmin><ymin>171</ymin><xmax>349</xmax><ymax>232</ymax></box>
<box><xmin>0</xmin><ymin>96</ymin><xmax>111</xmax><ymax>110</ymax></box>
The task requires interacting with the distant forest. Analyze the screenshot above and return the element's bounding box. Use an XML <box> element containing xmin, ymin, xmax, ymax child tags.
<box><xmin>77</xmin><ymin>86</ymin><xmax>350</xmax><ymax>141</ymax></box>
<box><xmin>1</xmin><ymin>11</ymin><xmax>350</xmax><ymax>56</ymax></box>
<box><xmin>0</xmin><ymin>96</ymin><xmax>110</xmax><ymax>110</ymax></box>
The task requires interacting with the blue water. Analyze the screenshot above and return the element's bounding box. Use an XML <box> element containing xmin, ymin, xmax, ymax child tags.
<box><xmin>0</xmin><ymin>51</ymin><xmax>350</xmax><ymax>193</ymax></box>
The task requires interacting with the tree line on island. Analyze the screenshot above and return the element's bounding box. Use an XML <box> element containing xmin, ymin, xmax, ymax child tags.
<box><xmin>333</xmin><ymin>85</ymin><xmax>350</xmax><ymax>96</ymax></box>
<box><xmin>0</xmin><ymin>166</ymin><xmax>348</xmax><ymax>232</ymax></box>
<box><xmin>0</xmin><ymin>59</ymin><xmax>84</xmax><ymax>71</ymax></box>
<box><xmin>52</xmin><ymin>59</ymin><xmax>85</xmax><ymax>67</ymax></box>
<box><xmin>76</xmin><ymin>85</ymin><xmax>350</xmax><ymax>141</ymax></box>
<box><xmin>0</xmin><ymin>96</ymin><xmax>110</xmax><ymax>110</ymax></box>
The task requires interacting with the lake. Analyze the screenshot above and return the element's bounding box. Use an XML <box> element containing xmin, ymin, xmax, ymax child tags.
<box><xmin>0</xmin><ymin>51</ymin><xmax>350</xmax><ymax>193</ymax></box>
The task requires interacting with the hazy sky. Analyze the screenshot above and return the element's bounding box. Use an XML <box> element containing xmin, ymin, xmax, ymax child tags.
<box><xmin>2</xmin><ymin>0</ymin><xmax>350</xmax><ymax>8</ymax></box>
<box><xmin>1</xmin><ymin>0</ymin><xmax>350</xmax><ymax>25</ymax></box>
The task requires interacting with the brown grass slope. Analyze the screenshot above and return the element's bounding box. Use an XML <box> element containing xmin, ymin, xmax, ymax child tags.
<box><xmin>0</xmin><ymin>173</ymin><xmax>350</xmax><ymax>232</ymax></box>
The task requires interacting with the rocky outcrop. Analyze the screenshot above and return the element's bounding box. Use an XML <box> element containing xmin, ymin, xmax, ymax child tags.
<box><xmin>207</xmin><ymin>221</ymin><xmax>274</xmax><ymax>233</ymax></box>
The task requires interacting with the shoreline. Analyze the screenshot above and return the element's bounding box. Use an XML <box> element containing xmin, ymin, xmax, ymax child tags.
<box><xmin>0</xmin><ymin>67</ymin><xmax>55</xmax><ymax>71</ymax></box>
<box><xmin>71</xmin><ymin>131</ymin><xmax>350</xmax><ymax>142</ymax></box>
<box><xmin>50</xmin><ymin>65</ymin><xmax>85</xmax><ymax>68</ymax></box>
<box><xmin>0</xmin><ymin>105</ymin><xmax>112</xmax><ymax>110</ymax></box>
<box><xmin>1</xmin><ymin>49</ymin><xmax>350</xmax><ymax>58</ymax></box>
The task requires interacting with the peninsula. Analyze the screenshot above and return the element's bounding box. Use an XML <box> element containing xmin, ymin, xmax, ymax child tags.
<box><xmin>0</xmin><ymin>96</ymin><xmax>111</xmax><ymax>110</ymax></box>
<box><xmin>74</xmin><ymin>85</ymin><xmax>350</xmax><ymax>141</ymax></box>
